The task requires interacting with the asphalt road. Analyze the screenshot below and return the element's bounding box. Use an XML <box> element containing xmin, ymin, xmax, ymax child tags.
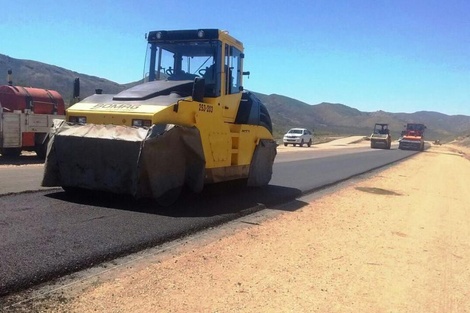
<box><xmin>0</xmin><ymin>145</ymin><xmax>418</xmax><ymax>296</ymax></box>
<box><xmin>272</xmin><ymin>144</ymin><xmax>417</xmax><ymax>191</ymax></box>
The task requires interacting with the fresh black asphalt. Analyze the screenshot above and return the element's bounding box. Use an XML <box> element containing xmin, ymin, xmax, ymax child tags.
<box><xmin>0</xmin><ymin>147</ymin><xmax>418</xmax><ymax>297</ymax></box>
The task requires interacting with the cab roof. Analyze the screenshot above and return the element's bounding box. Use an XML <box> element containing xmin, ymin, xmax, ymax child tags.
<box><xmin>147</xmin><ymin>29</ymin><xmax>243</xmax><ymax>51</ymax></box>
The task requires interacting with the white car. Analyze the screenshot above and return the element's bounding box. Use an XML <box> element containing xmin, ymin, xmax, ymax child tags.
<box><xmin>283</xmin><ymin>128</ymin><xmax>313</xmax><ymax>147</ymax></box>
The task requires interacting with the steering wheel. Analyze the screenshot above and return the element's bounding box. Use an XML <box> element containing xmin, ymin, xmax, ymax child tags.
<box><xmin>165</xmin><ymin>68</ymin><xmax>174</xmax><ymax>75</ymax></box>
<box><xmin>198</xmin><ymin>68</ymin><xmax>206</xmax><ymax>76</ymax></box>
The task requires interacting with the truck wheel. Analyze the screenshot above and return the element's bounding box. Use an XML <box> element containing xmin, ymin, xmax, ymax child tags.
<box><xmin>307</xmin><ymin>139</ymin><xmax>312</xmax><ymax>147</ymax></box>
<box><xmin>35</xmin><ymin>138</ymin><xmax>49</xmax><ymax>159</ymax></box>
<box><xmin>284</xmin><ymin>143</ymin><xmax>287</xmax><ymax>147</ymax></box>
<box><xmin>300</xmin><ymin>139</ymin><xmax>304</xmax><ymax>147</ymax></box>
<box><xmin>1</xmin><ymin>148</ymin><xmax>21</xmax><ymax>157</ymax></box>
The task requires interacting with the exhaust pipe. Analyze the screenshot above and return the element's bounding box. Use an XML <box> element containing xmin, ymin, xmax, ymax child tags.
<box><xmin>7</xmin><ymin>69</ymin><xmax>12</xmax><ymax>86</ymax></box>
<box><xmin>73</xmin><ymin>78</ymin><xmax>80</xmax><ymax>100</ymax></box>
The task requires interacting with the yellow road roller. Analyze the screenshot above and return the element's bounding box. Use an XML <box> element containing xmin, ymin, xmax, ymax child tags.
<box><xmin>42</xmin><ymin>29</ymin><xmax>277</xmax><ymax>203</ymax></box>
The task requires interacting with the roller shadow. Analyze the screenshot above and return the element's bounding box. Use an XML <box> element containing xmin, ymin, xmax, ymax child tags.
<box><xmin>45</xmin><ymin>180</ymin><xmax>305</xmax><ymax>218</ymax></box>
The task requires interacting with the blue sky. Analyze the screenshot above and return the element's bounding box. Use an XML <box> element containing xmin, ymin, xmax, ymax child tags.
<box><xmin>1</xmin><ymin>0</ymin><xmax>469</xmax><ymax>115</ymax></box>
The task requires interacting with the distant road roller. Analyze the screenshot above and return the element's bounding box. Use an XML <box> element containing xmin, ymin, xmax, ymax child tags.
<box><xmin>398</xmin><ymin>123</ymin><xmax>426</xmax><ymax>151</ymax></box>
<box><xmin>42</xmin><ymin>29</ymin><xmax>277</xmax><ymax>203</ymax></box>
<box><xmin>370</xmin><ymin>123</ymin><xmax>391</xmax><ymax>149</ymax></box>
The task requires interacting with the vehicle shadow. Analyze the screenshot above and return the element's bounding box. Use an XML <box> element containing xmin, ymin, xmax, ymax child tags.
<box><xmin>4</xmin><ymin>183</ymin><xmax>307</xmax><ymax>301</ymax></box>
<box><xmin>0</xmin><ymin>154</ymin><xmax>43</xmax><ymax>166</ymax></box>
<box><xmin>45</xmin><ymin>181</ymin><xmax>306</xmax><ymax>218</ymax></box>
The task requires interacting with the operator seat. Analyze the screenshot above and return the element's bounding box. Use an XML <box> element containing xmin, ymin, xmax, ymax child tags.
<box><xmin>203</xmin><ymin>64</ymin><xmax>217</xmax><ymax>97</ymax></box>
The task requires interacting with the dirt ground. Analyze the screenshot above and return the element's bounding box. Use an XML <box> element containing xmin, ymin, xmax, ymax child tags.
<box><xmin>6</xmin><ymin>142</ymin><xmax>470</xmax><ymax>312</ymax></box>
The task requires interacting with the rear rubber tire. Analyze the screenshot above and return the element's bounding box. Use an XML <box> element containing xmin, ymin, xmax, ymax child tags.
<box><xmin>35</xmin><ymin>139</ymin><xmax>49</xmax><ymax>159</ymax></box>
<box><xmin>307</xmin><ymin>139</ymin><xmax>312</xmax><ymax>147</ymax></box>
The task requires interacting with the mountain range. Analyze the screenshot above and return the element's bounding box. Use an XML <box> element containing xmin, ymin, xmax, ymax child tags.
<box><xmin>1</xmin><ymin>53</ymin><xmax>468</xmax><ymax>142</ymax></box>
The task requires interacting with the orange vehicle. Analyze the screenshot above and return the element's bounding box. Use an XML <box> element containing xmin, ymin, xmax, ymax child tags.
<box><xmin>0</xmin><ymin>70</ymin><xmax>65</xmax><ymax>158</ymax></box>
<box><xmin>398</xmin><ymin>123</ymin><xmax>426</xmax><ymax>151</ymax></box>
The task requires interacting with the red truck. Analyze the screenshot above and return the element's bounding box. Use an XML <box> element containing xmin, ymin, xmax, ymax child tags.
<box><xmin>0</xmin><ymin>71</ymin><xmax>65</xmax><ymax>158</ymax></box>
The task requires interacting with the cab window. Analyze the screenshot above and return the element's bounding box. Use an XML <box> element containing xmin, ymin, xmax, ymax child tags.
<box><xmin>224</xmin><ymin>45</ymin><xmax>242</xmax><ymax>95</ymax></box>
<box><xmin>146</xmin><ymin>41</ymin><xmax>223</xmax><ymax>97</ymax></box>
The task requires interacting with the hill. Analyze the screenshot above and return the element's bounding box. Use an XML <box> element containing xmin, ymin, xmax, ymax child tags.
<box><xmin>1</xmin><ymin>53</ymin><xmax>468</xmax><ymax>142</ymax></box>
<box><xmin>0</xmin><ymin>54</ymin><xmax>130</xmax><ymax>103</ymax></box>
<box><xmin>254</xmin><ymin>93</ymin><xmax>470</xmax><ymax>141</ymax></box>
